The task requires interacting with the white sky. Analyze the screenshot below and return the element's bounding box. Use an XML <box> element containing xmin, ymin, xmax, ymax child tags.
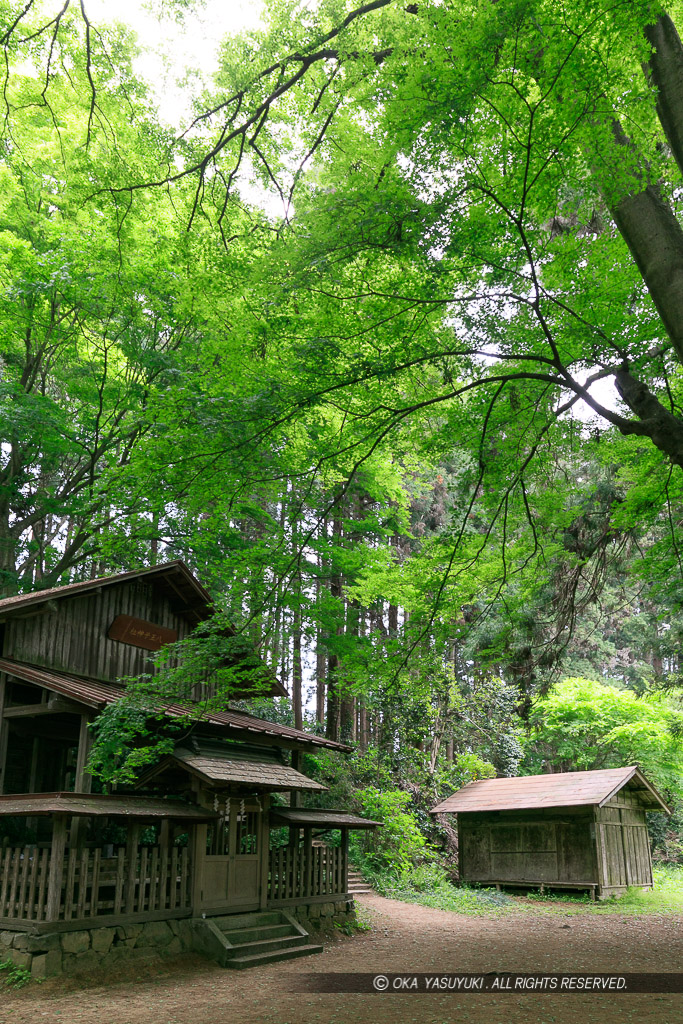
<box><xmin>87</xmin><ymin>0</ymin><xmax>265</xmax><ymax>126</ymax></box>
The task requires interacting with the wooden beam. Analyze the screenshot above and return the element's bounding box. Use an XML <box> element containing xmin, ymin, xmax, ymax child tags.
<box><xmin>3</xmin><ymin>699</ymin><xmax>85</xmax><ymax>718</ymax></box>
<box><xmin>0</xmin><ymin>600</ymin><xmax>59</xmax><ymax>622</ymax></box>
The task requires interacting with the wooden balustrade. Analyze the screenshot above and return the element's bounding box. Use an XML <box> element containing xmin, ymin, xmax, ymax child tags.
<box><xmin>0</xmin><ymin>845</ymin><xmax>191</xmax><ymax>923</ymax></box>
<box><xmin>268</xmin><ymin>844</ymin><xmax>346</xmax><ymax>903</ymax></box>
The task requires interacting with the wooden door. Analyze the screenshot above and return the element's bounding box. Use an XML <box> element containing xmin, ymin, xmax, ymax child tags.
<box><xmin>199</xmin><ymin>801</ymin><xmax>262</xmax><ymax>913</ymax></box>
<box><xmin>228</xmin><ymin>807</ymin><xmax>260</xmax><ymax>908</ymax></box>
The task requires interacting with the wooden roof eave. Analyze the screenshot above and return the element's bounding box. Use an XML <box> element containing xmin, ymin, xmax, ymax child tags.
<box><xmin>597</xmin><ymin>766</ymin><xmax>671</xmax><ymax>814</ymax></box>
<box><xmin>0</xmin><ymin>792</ymin><xmax>218</xmax><ymax>820</ymax></box>
<box><xmin>0</xmin><ymin>560</ymin><xmax>214</xmax><ymax>624</ymax></box>
<box><xmin>0</xmin><ymin>658</ymin><xmax>351</xmax><ymax>752</ymax></box>
<box><xmin>270</xmin><ymin>808</ymin><xmax>382</xmax><ymax>829</ymax></box>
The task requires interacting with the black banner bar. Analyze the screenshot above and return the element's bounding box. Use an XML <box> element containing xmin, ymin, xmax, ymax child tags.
<box><xmin>292</xmin><ymin>973</ymin><xmax>683</xmax><ymax>994</ymax></box>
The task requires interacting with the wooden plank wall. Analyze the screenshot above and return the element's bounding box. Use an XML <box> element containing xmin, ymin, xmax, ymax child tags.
<box><xmin>596</xmin><ymin>798</ymin><xmax>652</xmax><ymax>887</ymax></box>
<box><xmin>5</xmin><ymin>583</ymin><xmax>192</xmax><ymax>684</ymax></box>
<box><xmin>459</xmin><ymin>812</ymin><xmax>597</xmax><ymax>884</ymax></box>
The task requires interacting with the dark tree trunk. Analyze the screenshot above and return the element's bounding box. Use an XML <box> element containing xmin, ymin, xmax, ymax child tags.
<box><xmin>645</xmin><ymin>15</ymin><xmax>683</xmax><ymax>177</ymax></box>
<box><xmin>325</xmin><ymin>502</ymin><xmax>343</xmax><ymax>741</ymax></box>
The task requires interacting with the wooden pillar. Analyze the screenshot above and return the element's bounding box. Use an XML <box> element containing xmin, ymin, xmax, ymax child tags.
<box><xmin>70</xmin><ymin>715</ymin><xmax>94</xmax><ymax>850</ymax></box>
<box><xmin>45</xmin><ymin>814</ymin><xmax>68</xmax><ymax>921</ymax></box>
<box><xmin>74</xmin><ymin>715</ymin><xmax>93</xmax><ymax>793</ymax></box>
<box><xmin>28</xmin><ymin>738</ymin><xmax>40</xmax><ymax>791</ymax></box>
<box><xmin>124</xmin><ymin>822</ymin><xmax>141</xmax><ymax>915</ymax></box>
<box><xmin>304</xmin><ymin>827</ymin><xmax>313</xmax><ymax>899</ymax></box>
<box><xmin>289</xmin><ymin>750</ymin><xmax>302</xmax><ymax>847</ymax></box>
<box><xmin>259</xmin><ymin>795</ymin><xmax>270</xmax><ymax>909</ymax></box>
<box><xmin>190</xmin><ymin>824</ymin><xmax>207</xmax><ymax>914</ymax></box>
<box><xmin>593</xmin><ymin>808</ymin><xmax>609</xmax><ymax>897</ymax></box>
<box><xmin>341</xmin><ymin>828</ymin><xmax>349</xmax><ymax>895</ymax></box>
<box><xmin>0</xmin><ymin>673</ymin><xmax>9</xmax><ymax>796</ymax></box>
<box><xmin>159</xmin><ymin>820</ymin><xmax>171</xmax><ymax>849</ymax></box>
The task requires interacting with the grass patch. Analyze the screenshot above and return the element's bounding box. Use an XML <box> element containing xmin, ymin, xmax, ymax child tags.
<box><xmin>359</xmin><ymin>862</ymin><xmax>683</xmax><ymax>917</ymax></box>
<box><xmin>364</xmin><ymin>863</ymin><xmax>525</xmax><ymax>916</ymax></box>
<box><xmin>525</xmin><ymin>865</ymin><xmax>683</xmax><ymax>916</ymax></box>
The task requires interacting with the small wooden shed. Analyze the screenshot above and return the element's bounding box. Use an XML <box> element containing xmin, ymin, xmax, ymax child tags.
<box><xmin>431</xmin><ymin>767</ymin><xmax>670</xmax><ymax>899</ymax></box>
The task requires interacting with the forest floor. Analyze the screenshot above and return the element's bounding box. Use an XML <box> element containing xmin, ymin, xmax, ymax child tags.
<box><xmin>1</xmin><ymin>892</ymin><xmax>682</xmax><ymax>1024</ymax></box>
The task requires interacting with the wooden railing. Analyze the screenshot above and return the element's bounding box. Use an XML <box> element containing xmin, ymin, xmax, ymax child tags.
<box><xmin>0</xmin><ymin>846</ymin><xmax>50</xmax><ymax>922</ymax></box>
<box><xmin>268</xmin><ymin>845</ymin><xmax>346</xmax><ymax>902</ymax></box>
<box><xmin>0</xmin><ymin>845</ymin><xmax>191</xmax><ymax>923</ymax></box>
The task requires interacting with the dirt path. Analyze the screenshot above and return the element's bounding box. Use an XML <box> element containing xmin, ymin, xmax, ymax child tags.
<box><xmin>2</xmin><ymin>894</ymin><xmax>682</xmax><ymax>1024</ymax></box>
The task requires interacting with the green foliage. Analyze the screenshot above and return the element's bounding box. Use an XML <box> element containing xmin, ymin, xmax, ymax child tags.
<box><xmin>525</xmin><ymin>677</ymin><xmax>683</xmax><ymax>798</ymax></box>
<box><xmin>351</xmin><ymin>788</ymin><xmax>430</xmax><ymax>871</ymax></box>
<box><xmin>88</xmin><ymin>625</ymin><xmax>277</xmax><ymax>783</ymax></box>
<box><xmin>0</xmin><ymin>960</ymin><xmax>33</xmax><ymax>989</ymax></box>
<box><xmin>4</xmin><ymin>2</ymin><xmax>683</xmax><ymax>887</ymax></box>
<box><xmin>363</xmin><ymin>864</ymin><xmax>521</xmax><ymax>916</ymax></box>
<box><xmin>363</xmin><ymin>864</ymin><xmax>683</xmax><ymax>917</ymax></box>
<box><xmin>649</xmin><ymin>804</ymin><xmax>683</xmax><ymax>864</ymax></box>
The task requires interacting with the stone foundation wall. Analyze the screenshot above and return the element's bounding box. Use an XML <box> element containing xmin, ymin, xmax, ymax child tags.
<box><xmin>290</xmin><ymin>897</ymin><xmax>356</xmax><ymax>936</ymax></box>
<box><xmin>0</xmin><ymin>899</ymin><xmax>356</xmax><ymax>978</ymax></box>
<box><xmin>0</xmin><ymin>919</ymin><xmax>195</xmax><ymax>979</ymax></box>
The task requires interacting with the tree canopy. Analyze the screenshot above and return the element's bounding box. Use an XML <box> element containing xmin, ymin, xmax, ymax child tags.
<box><xmin>1</xmin><ymin>1</ymin><xmax>683</xmax><ymax>816</ymax></box>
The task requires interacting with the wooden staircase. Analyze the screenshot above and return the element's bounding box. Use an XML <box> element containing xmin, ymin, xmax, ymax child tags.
<box><xmin>193</xmin><ymin>910</ymin><xmax>323</xmax><ymax>970</ymax></box>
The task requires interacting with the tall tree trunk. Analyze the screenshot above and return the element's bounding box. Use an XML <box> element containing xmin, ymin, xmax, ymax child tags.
<box><xmin>291</xmin><ymin>509</ymin><xmax>303</xmax><ymax>731</ymax></box>
<box><xmin>314</xmin><ymin>530</ymin><xmax>326</xmax><ymax>724</ymax></box>
<box><xmin>292</xmin><ymin>606</ymin><xmax>303</xmax><ymax>730</ymax></box>
<box><xmin>325</xmin><ymin>501</ymin><xmax>343</xmax><ymax>741</ymax></box>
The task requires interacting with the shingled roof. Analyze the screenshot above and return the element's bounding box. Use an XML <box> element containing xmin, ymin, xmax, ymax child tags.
<box><xmin>431</xmin><ymin>767</ymin><xmax>670</xmax><ymax>814</ymax></box>
<box><xmin>139</xmin><ymin>741</ymin><xmax>328</xmax><ymax>792</ymax></box>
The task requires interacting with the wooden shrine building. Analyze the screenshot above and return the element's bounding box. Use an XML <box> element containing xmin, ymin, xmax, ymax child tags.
<box><xmin>431</xmin><ymin>767</ymin><xmax>670</xmax><ymax>900</ymax></box>
<box><xmin>0</xmin><ymin>562</ymin><xmax>377</xmax><ymax>974</ymax></box>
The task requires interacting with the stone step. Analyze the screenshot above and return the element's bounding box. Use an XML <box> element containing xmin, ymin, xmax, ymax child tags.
<box><xmin>210</xmin><ymin>911</ymin><xmax>283</xmax><ymax>931</ymax></box>
<box><xmin>227</xmin><ymin>943</ymin><xmax>324</xmax><ymax>970</ymax></box>
<box><xmin>224</xmin><ymin>934</ymin><xmax>308</xmax><ymax>959</ymax></box>
<box><xmin>220</xmin><ymin>923</ymin><xmax>298</xmax><ymax>946</ymax></box>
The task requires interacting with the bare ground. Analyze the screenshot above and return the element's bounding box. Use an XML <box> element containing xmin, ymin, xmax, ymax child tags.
<box><xmin>2</xmin><ymin>894</ymin><xmax>682</xmax><ymax>1024</ymax></box>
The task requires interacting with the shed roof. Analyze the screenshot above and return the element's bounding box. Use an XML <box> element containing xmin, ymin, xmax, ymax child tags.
<box><xmin>0</xmin><ymin>658</ymin><xmax>350</xmax><ymax>752</ymax></box>
<box><xmin>0</xmin><ymin>792</ymin><xmax>218</xmax><ymax>820</ymax></box>
<box><xmin>431</xmin><ymin>767</ymin><xmax>670</xmax><ymax>814</ymax></box>
<box><xmin>270</xmin><ymin>808</ymin><xmax>381</xmax><ymax>829</ymax></box>
<box><xmin>140</xmin><ymin>741</ymin><xmax>327</xmax><ymax>792</ymax></box>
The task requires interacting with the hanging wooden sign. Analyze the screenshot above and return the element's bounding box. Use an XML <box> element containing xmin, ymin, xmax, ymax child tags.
<box><xmin>108</xmin><ymin>614</ymin><xmax>178</xmax><ymax>651</ymax></box>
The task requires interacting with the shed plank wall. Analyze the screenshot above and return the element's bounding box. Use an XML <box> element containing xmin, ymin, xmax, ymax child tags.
<box><xmin>595</xmin><ymin>802</ymin><xmax>651</xmax><ymax>887</ymax></box>
<box><xmin>459</xmin><ymin>810</ymin><xmax>598</xmax><ymax>886</ymax></box>
<box><xmin>5</xmin><ymin>584</ymin><xmax>191</xmax><ymax>684</ymax></box>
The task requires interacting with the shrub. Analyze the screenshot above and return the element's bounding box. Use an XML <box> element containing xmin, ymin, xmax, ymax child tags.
<box><xmin>352</xmin><ymin>787</ymin><xmax>430</xmax><ymax>871</ymax></box>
